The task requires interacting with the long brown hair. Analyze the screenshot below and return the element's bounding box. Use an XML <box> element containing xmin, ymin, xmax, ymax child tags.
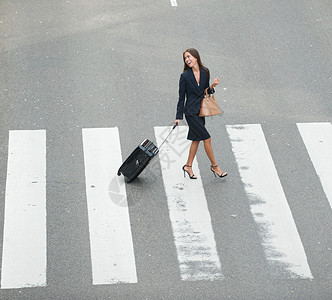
<box><xmin>183</xmin><ymin>48</ymin><xmax>210</xmax><ymax>78</ymax></box>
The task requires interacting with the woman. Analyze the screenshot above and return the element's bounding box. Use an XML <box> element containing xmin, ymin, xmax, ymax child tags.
<box><xmin>174</xmin><ymin>48</ymin><xmax>227</xmax><ymax>179</ymax></box>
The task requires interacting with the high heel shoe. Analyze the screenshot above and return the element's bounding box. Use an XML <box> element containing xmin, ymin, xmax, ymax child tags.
<box><xmin>182</xmin><ymin>165</ymin><xmax>197</xmax><ymax>179</ymax></box>
<box><xmin>211</xmin><ymin>165</ymin><xmax>227</xmax><ymax>178</ymax></box>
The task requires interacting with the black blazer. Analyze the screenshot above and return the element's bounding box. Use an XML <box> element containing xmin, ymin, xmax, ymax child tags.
<box><xmin>176</xmin><ymin>67</ymin><xmax>214</xmax><ymax>120</ymax></box>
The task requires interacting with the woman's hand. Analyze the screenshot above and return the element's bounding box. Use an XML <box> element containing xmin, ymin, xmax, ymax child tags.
<box><xmin>174</xmin><ymin>119</ymin><xmax>180</xmax><ymax>126</ymax></box>
<box><xmin>213</xmin><ymin>77</ymin><xmax>220</xmax><ymax>87</ymax></box>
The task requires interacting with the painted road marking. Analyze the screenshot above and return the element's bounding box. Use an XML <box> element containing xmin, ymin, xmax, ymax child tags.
<box><xmin>226</xmin><ymin>124</ymin><xmax>313</xmax><ymax>278</ymax></box>
<box><xmin>170</xmin><ymin>0</ymin><xmax>178</xmax><ymax>7</ymax></box>
<box><xmin>154</xmin><ymin>126</ymin><xmax>223</xmax><ymax>281</ymax></box>
<box><xmin>82</xmin><ymin>128</ymin><xmax>137</xmax><ymax>285</ymax></box>
<box><xmin>297</xmin><ymin>122</ymin><xmax>332</xmax><ymax>209</ymax></box>
<box><xmin>1</xmin><ymin>130</ymin><xmax>47</xmax><ymax>289</ymax></box>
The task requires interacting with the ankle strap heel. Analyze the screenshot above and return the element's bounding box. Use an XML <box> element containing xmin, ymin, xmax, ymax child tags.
<box><xmin>210</xmin><ymin>165</ymin><xmax>228</xmax><ymax>178</ymax></box>
<box><xmin>182</xmin><ymin>165</ymin><xmax>197</xmax><ymax>179</ymax></box>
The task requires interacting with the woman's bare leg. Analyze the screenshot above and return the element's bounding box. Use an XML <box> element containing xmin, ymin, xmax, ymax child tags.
<box><xmin>184</xmin><ymin>141</ymin><xmax>200</xmax><ymax>178</ymax></box>
<box><xmin>203</xmin><ymin>137</ymin><xmax>226</xmax><ymax>175</ymax></box>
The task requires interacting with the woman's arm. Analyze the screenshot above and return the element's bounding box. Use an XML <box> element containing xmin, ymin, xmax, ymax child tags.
<box><xmin>175</xmin><ymin>74</ymin><xmax>186</xmax><ymax>120</ymax></box>
<box><xmin>207</xmin><ymin>77</ymin><xmax>220</xmax><ymax>94</ymax></box>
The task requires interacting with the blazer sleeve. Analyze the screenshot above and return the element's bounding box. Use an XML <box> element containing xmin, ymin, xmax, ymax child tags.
<box><xmin>204</xmin><ymin>68</ymin><xmax>215</xmax><ymax>94</ymax></box>
<box><xmin>176</xmin><ymin>73</ymin><xmax>186</xmax><ymax>120</ymax></box>
<box><xmin>206</xmin><ymin>86</ymin><xmax>215</xmax><ymax>94</ymax></box>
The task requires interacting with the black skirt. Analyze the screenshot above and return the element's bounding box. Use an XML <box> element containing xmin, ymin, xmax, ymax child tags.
<box><xmin>185</xmin><ymin>115</ymin><xmax>211</xmax><ymax>141</ymax></box>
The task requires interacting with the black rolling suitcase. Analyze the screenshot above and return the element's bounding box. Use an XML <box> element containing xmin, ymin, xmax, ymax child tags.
<box><xmin>117</xmin><ymin>124</ymin><xmax>177</xmax><ymax>183</ymax></box>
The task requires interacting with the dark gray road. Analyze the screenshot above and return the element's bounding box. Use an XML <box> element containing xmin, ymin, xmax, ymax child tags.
<box><xmin>0</xmin><ymin>0</ymin><xmax>331</xmax><ymax>299</ymax></box>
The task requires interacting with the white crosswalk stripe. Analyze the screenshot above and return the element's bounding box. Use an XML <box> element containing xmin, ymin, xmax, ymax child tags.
<box><xmin>154</xmin><ymin>126</ymin><xmax>223</xmax><ymax>281</ymax></box>
<box><xmin>82</xmin><ymin>127</ymin><xmax>137</xmax><ymax>285</ymax></box>
<box><xmin>226</xmin><ymin>124</ymin><xmax>313</xmax><ymax>279</ymax></box>
<box><xmin>297</xmin><ymin>122</ymin><xmax>332</xmax><ymax>210</ymax></box>
<box><xmin>1</xmin><ymin>130</ymin><xmax>47</xmax><ymax>289</ymax></box>
<box><xmin>2</xmin><ymin>122</ymin><xmax>332</xmax><ymax>288</ymax></box>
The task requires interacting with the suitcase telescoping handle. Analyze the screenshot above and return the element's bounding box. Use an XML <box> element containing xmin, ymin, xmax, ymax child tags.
<box><xmin>158</xmin><ymin>123</ymin><xmax>178</xmax><ymax>150</ymax></box>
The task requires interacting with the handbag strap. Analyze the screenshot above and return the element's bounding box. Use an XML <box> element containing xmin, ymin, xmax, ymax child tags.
<box><xmin>204</xmin><ymin>88</ymin><xmax>215</xmax><ymax>100</ymax></box>
<box><xmin>204</xmin><ymin>87</ymin><xmax>214</xmax><ymax>96</ymax></box>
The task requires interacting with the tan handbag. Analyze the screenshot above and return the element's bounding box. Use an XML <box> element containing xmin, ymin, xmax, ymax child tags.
<box><xmin>199</xmin><ymin>88</ymin><xmax>222</xmax><ymax>117</ymax></box>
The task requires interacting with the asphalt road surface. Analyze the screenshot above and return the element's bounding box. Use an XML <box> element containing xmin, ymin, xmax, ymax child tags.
<box><xmin>0</xmin><ymin>0</ymin><xmax>331</xmax><ymax>299</ymax></box>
